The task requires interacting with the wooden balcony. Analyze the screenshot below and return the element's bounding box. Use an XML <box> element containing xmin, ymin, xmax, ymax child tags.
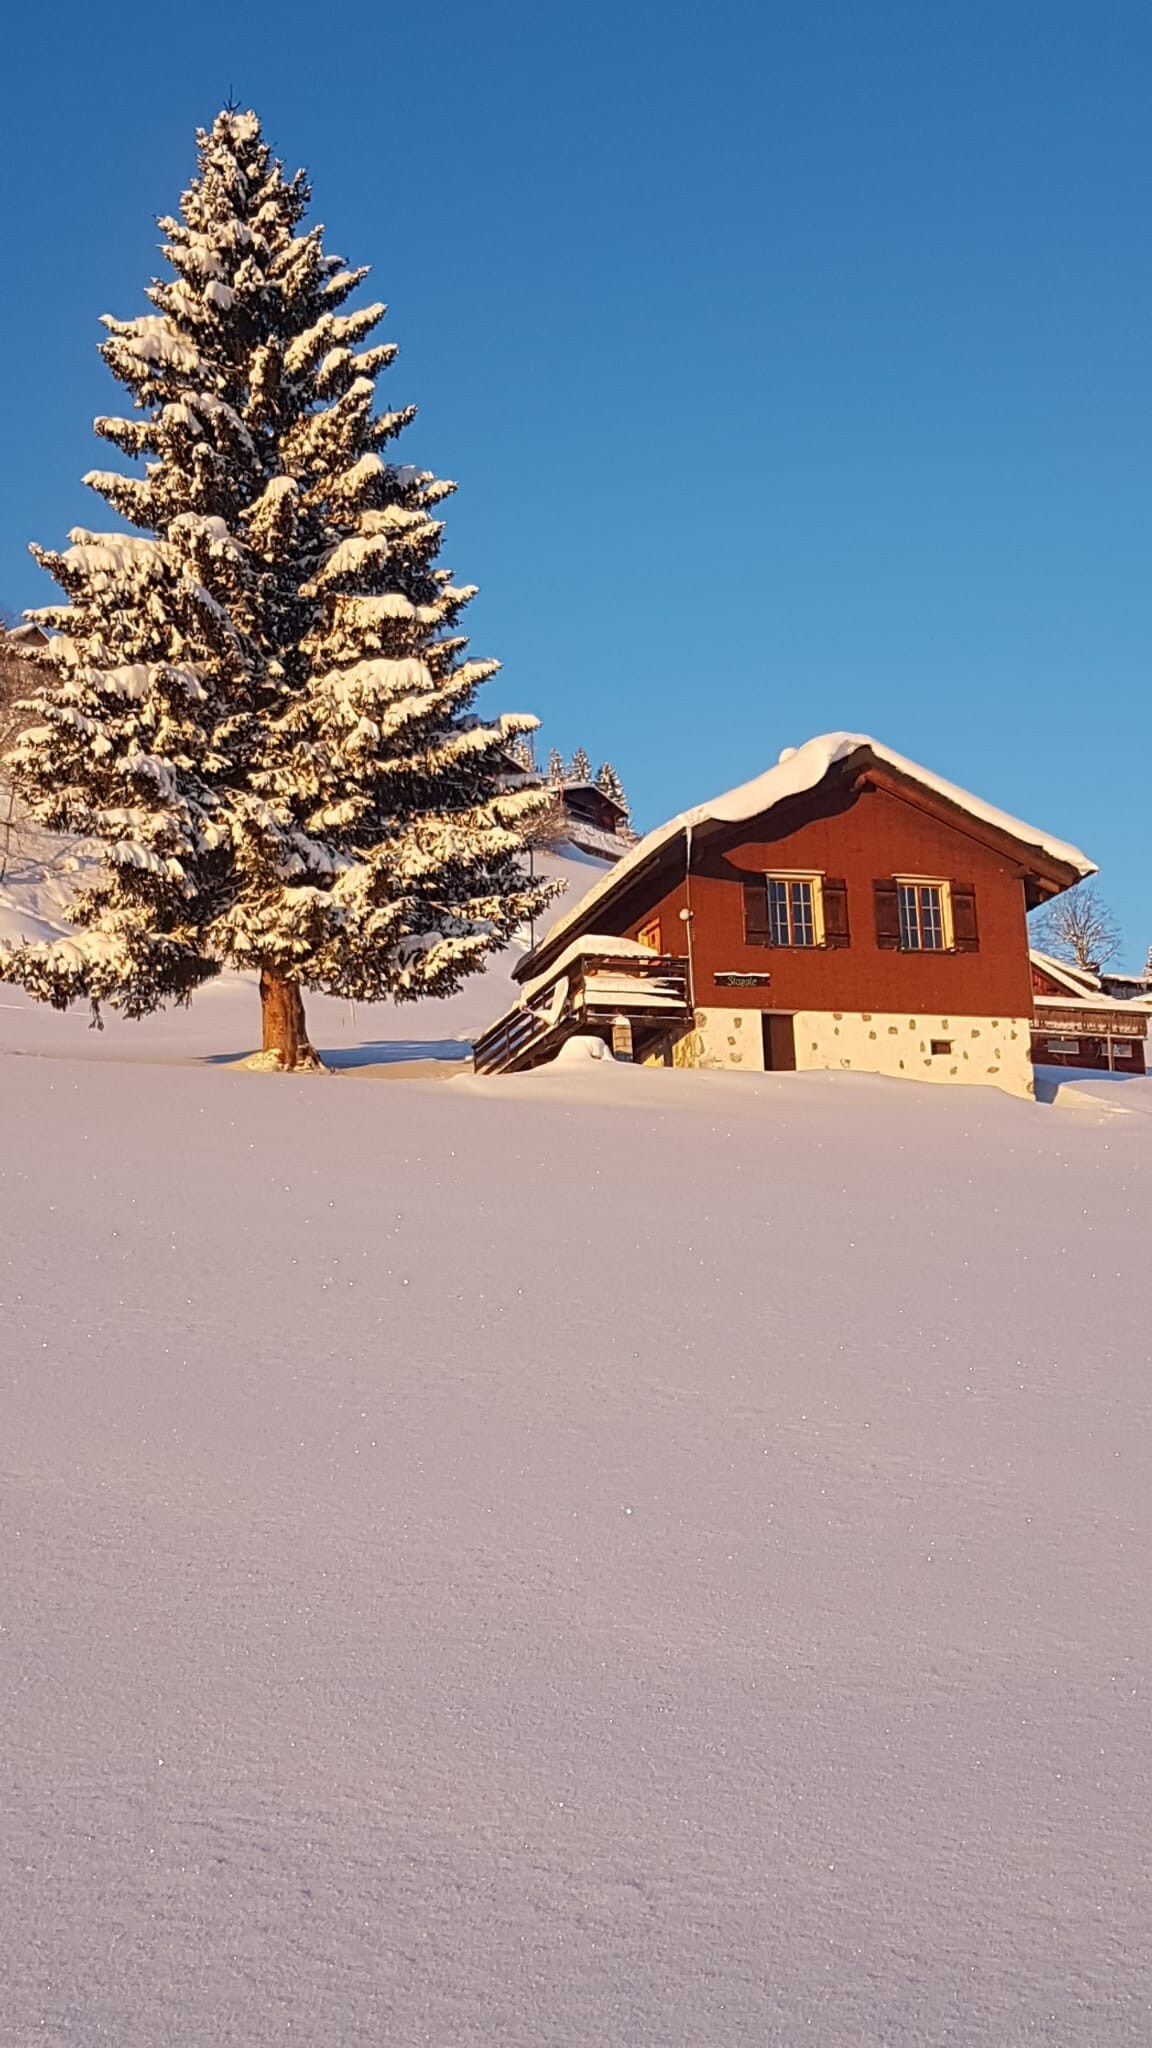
<box><xmin>473</xmin><ymin>939</ymin><xmax>691</xmax><ymax>1076</ymax></box>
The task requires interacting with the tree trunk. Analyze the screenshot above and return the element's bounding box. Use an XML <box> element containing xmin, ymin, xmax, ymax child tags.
<box><xmin>258</xmin><ymin>970</ymin><xmax>323</xmax><ymax>1071</ymax></box>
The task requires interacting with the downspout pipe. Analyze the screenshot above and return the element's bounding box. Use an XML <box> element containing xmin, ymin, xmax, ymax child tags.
<box><xmin>681</xmin><ymin>822</ymin><xmax>697</xmax><ymax>1015</ymax></box>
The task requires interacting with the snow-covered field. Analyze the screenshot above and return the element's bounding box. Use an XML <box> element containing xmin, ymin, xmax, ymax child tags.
<box><xmin>1</xmin><ymin>898</ymin><xmax>1150</xmax><ymax>2042</ymax></box>
<box><xmin>0</xmin><ymin>842</ymin><xmax>598</xmax><ymax>1071</ymax></box>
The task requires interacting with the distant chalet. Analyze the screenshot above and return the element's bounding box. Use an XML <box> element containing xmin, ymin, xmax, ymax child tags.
<box><xmin>1031</xmin><ymin>950</ymin><xmax>1149</xmax><ymax>1076</ymax></box>
<box><xmin>542</xmin><ymin>778</ymin><xmax>636</xmax><ymax>862</ymax></box>
<box><xmin>494</xmin><ymin>749</ymin><xmax>636</xmax><ymax>863</ymax></box>
<box><xmin>477</xmin><ymin>733</ymin><xmax>1132</xmax><ymax>1096</ymax></box>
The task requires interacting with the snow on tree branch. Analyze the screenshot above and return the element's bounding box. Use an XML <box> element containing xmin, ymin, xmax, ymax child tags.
<box><xmin>1</xmin><ymin>106</ymin><xmax>557</xmax><ymax>1064</ymax></box>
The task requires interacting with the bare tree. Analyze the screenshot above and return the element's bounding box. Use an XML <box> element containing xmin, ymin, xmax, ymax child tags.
<box><xmin>1031</xmin><ymin>880</ymin><xmax>1121</xmax><ymax>972</ymax></box>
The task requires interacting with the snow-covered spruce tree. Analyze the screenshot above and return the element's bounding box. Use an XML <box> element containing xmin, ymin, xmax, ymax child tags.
<box><xmin>3</xmin><ymin>108</ymin><xmax>554</xmax><ymax>1067</ymax></box>
<box><xmin>547</xmin><ymin>747</ymin><xmax>565</xmax><ymax>784</ymax></box>
<box><xmin>594</xmin><ymin>760</ymin><xmax>629</xmax><ymax>817</ymax></box>
<box><xmin>569</xmin><ymin>745</ymin><xmax>592</xmax><ymax>783</ymax></box>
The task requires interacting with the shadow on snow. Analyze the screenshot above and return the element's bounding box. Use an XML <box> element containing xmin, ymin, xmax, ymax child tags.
<box><xmin>202</xmin><ymin>1037</ymin><xmax>473</xmax><ymax>1070</ymax></box>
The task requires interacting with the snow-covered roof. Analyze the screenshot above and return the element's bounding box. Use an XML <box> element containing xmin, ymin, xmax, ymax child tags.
<box><xmin>520</xmin><ymin>931</ymin><xmax>670</xmax><ymax>1003</ymax></box>
<box><xmin>557</xmin><ymin>817</ymin><xmax>634</xmax><ymax>862</ymax></box>
<box><xmin>1101</xmin><ymin>969</ymin><xmax>1152</xmax><ymax>992</ymax></box>
<box><xmin>1029</xmin><ymin>948</ymin><xmax>1101</xmax><ymax>997</ymax></box>
<box><xmin>518</xmin><ymin>734</ymin><xmax>1097</xmax><ymax>980</ymax></box>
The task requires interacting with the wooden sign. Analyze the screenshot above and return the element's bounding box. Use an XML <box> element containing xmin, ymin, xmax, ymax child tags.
<box><xmin>715</xmin><ymin>972</ymin><xmax>772</xmax><ymax>988</ymax></box>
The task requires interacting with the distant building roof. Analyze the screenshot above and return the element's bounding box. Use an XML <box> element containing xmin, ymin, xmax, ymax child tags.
<box><xmin>1030</xmin><ymin>948</ymin><xmax>1101</xmax><ymax>996</ymax></box>
<box><xmin>557</xmin><ymin>777</ymin><xmax>629</xmax><ymax>819</ymax></box>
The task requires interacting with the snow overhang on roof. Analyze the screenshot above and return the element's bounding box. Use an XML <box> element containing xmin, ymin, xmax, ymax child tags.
<box><xmin>1035</xmin><ymin>993</ymin><xmax>1136</xmax><ymax>1013</ymax></box>
<box><xmin>515</xmin><ymin>733</ymin><xmax>1097</xmax><ymax>984</ymax></box>
<box><xmin>519</xmin><ymin>932</ymin><xmax>672</xmax><ymax>1003</ymax></box>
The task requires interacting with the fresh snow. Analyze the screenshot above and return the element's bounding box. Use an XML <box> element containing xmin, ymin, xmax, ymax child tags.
<box><xmin>530</xmin><ymin>733</ymin><xmax>1098</xmax><ymax>974</ymax></box>
<box><xmin>0</xmin><ymin>987</ymin><xmax>1149</xmax><ymax>2045</ymax></box>
<box><xmin>0</xmin><ymin>843</ymin><xmax>604</xmax><ymax>1064</ymax></box>
<box><xmin>1036</xmin><ymin>992</ymin><xmax>1150</xmax><ymax>1014</ymax></box>
<box><xmin>519</xmin><ymin>929</ymin><xmax>667</xmax><ymax>1001</ymax></box>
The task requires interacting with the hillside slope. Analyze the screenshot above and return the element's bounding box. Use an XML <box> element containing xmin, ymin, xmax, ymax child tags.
<box><xmin>0</xmin><ymin>841</ymin><xmax>606</xmax><ymax>1064</ymax></box>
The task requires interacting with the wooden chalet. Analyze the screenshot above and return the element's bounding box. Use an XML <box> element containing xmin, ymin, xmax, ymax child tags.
<box><xmin>476</xmin><ymin>734</ymin><xmax>1098</xmax><ymax>1095</ymax></box>
<box><xmin>1030</xmin><ymin>950</ymin><xmax>1149</xmax><ymax>1074</ymax></box>
<box><xmin>493</xmin><ymin>752</ymin><xmax>635</xmax><ymax>864</ymax></box>
<box><xmin>538</xmin><ymin>779</ymin><xmax>635</xmax><ymax>862</ymax></box>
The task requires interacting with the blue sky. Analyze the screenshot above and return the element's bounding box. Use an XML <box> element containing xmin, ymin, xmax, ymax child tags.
<box><xmin>3</xmin><ymin>0</ymin><xmax>1149</xmax><ymax>961</ymax></box>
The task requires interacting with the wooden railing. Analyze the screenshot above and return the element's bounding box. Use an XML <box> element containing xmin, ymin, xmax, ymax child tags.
<box><xmin>473</xmin><ymin>951</ymin><xmax>691</xmax><ymax>1076</ymax></box>
<box><xmin>472</xmin><ymin>1001</ymin><xmax>557</xmax><ymax>1076</ymax></box>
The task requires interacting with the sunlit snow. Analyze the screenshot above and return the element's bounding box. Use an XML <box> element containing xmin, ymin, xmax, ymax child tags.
<box><xmin>1</xmin><ymin>846</ymin><xmax>1148</xmax><ymax>2045</ymax></box>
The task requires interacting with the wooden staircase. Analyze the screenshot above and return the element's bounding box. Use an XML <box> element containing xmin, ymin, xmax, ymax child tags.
<box><xmin>473</xmin><ymin>943</ymin><xmax>691</xmax><ymax>1077</ymax></box>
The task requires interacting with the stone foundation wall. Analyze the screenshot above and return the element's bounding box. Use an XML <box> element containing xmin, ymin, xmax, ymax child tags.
<box><xmin>672</xmin><ymin>1008</ymin><xmax>764</xmax><ymax>1071</ymax></box>
<box><xmin>670</xmin><ymin>1007</ymin><xmax>1034</xmax><ymax>1096</ymax></box>
<box><xmin>793</xmin><ymin>1010</ymin><xmax>1033</xmax><ymax>1096</ymax></box>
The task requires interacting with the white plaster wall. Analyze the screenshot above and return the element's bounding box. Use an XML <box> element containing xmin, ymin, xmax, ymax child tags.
<box><xmin>793</xmin><ymin>1010</ymin><xmax>1034</xmax><ymax>1096</ymax></box>
<box><xmin>673</xmin><ymin>1008</ymin><xmax>765</xmax><ymax>1071</ymax></box>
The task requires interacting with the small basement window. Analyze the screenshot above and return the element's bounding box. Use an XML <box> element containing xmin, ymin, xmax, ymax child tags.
<box><xmin>767</xmin><ymin>874</ymin><xmax>824</xmax><ymax>948</ymax></box>
<box><xmin>930</xmin><ymin>1039</ymin><xmax>953</xmax><ymax>1055</ymax></box>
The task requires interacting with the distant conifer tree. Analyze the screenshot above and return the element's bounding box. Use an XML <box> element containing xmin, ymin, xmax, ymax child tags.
<box><xmin>505</xmin><ymin>734</ymin><xmax>537</xmax><ymax>774</ymax></box>
<box><xmin>594</xmin><ymin>761</ymin><xmax>629</xmax><ymax>818</ymax></box>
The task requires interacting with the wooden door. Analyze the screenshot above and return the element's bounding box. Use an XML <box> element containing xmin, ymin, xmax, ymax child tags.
<box><xmin>762</xmin><ymin>1012</ymin><xmax>796</xmax><ymax>1071</ymax></box>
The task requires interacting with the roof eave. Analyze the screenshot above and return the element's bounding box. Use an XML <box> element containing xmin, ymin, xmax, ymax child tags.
<box><xmin>513</xmin><ymin>835</ymin><xmax>675</xmax><ymax>982</ymax></box>
<box><xmin>515</xmin><ymin>738</ymin><xmax>1096</xmax><ymax>983</ymax></box>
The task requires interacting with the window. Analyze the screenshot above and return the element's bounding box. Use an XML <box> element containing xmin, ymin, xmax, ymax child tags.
<box><xmin>766</xmin><ymin>875</ymin><xmax>822</xmax><ymax>948</ymax></box>
<box><xmin>637</xmin><ymin>919</ymin><xmax>662</xmax><ymax>952</ymax></box>
<box><xmin>898</xmin><ymin>881</ymin><xmax>949</xmax><ymax>952</ymax></box>
<box><xmin>745</xmin><ymin>875</ymin><xmax>849</xmax><ymax>949</ymax></box>
<box><xmin>875</xmin><ymin>880</ymin><xmax>977</xmax><ymax>953</ymax></box>
<box><xmin>1045</xmin><ymin>1038</ymin><xmax>1081</xmax><ymax>1054</ymax></box>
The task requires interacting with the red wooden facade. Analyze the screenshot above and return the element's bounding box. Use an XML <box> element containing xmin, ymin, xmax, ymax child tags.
<box><xmin>629</xmin><ymin>780</ymin><xmax>1038</xmax><ymax>1018</ymax></box>
<box><xmin>520</xmin><ymin>759</ymin><xmax>1080</xmax><ymax>1023</ymax></box>
<box><xmin>1031</xmin><ymin>1023</ymin><xmax>1147</xmax><ymax>1074</ymax></box>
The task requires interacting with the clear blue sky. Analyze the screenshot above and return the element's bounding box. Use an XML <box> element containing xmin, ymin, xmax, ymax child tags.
<box><xmin>3</xmin><ymin>0</ymin><xmax>1149</xmax><ymax>961</ymax></box>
